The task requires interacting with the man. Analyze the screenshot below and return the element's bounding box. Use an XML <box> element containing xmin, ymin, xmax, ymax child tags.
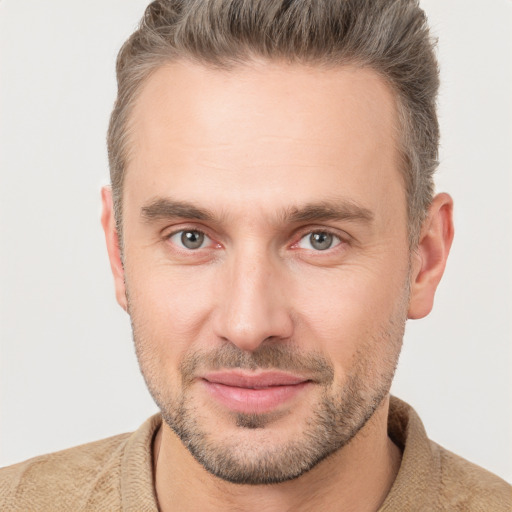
<box><xmin>1</xmin><ymin>0</ymin><xmax>510</xmax><ymax>510</ymax></box>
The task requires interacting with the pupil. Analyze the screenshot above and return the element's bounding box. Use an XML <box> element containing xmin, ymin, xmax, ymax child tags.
<box><xmin>181</xmin><ymin>231</ymin><xmax>204</xmax><ymax>249</ymax></box>
<box><xmin>311</xmin><ymin>232</ymin><xmax>332</xmax><ymax>250</ymax></box>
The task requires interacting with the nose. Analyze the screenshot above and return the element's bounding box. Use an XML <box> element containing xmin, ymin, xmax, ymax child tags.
<box><xmin>212</xmin><ymin>248</ymin><xmax>294</xmax><ymax>352</ymax></box>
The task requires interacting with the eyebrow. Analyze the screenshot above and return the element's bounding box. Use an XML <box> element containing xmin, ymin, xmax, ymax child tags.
<box><xmin>140</xmin><ymin>197</ymin><xmax>374</xmax><ymax>225</ymax></box>
<box><xmin>141</xmin><ymin>198</ymin><xmax>214</xmax><ymax>222</ymax></box>
<box><xmin>284</xmin><ymin>201</ymin><xmax>374</xmax><ymax>224</ymax></box>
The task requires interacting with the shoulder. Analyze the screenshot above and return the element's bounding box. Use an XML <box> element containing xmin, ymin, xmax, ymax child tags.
<box><xmin>384</xmin><ymin>397</ymin><xmax>511</xmax><ymax>511</ymax></box>
<box><xmin>432</xmin><ymin>441</ymin><xmax>512</xmax><ymax>511</ymax></box>
<box><xmin>0</xmin><ymin>432</ymin><xmax>131</xmax><ymax>511</ymax></box>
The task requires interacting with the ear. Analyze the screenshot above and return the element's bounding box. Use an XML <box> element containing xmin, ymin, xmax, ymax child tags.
<box><xmin>408</xmin><ymin>193</ymin><xmax>454</xmax><ymax>319</ymax></box>
<box><xmin>101</xmin><ymin>186</ymin><xmax>128</xmax><ymax>312</ymax></box>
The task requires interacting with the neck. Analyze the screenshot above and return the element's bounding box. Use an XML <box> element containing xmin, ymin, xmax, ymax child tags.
<box><xmin>153</xmin><ymin>396</ymin><xmax>401</xmax><ymax>512</ymax></box>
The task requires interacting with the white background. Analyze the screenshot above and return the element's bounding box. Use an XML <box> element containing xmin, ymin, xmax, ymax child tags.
<box><xmin>1</xmin><ymin>0</ymin><xmax>511</xmax><ymax>482</ymax></box>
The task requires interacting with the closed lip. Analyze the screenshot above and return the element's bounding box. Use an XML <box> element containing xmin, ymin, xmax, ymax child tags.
<box><xmin>201</xmin><ymin>370</ymin><xmax>310</xmax><ymax>388</ymax></box>
<box><xmin>200</xmin><ymin>370</ymin><xmax>313</xmax><ymax>414</ymax></box>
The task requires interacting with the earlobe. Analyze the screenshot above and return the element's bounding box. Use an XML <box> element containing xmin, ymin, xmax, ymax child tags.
<box><xmin>408</xmin><ymin>193</ymin><xmax>454</xmax><ymax>319</ymax></box>
<box><xmin>101</xmin><ymin>186</ymin><xmax>128</xmax><ymax>312</ymax></box>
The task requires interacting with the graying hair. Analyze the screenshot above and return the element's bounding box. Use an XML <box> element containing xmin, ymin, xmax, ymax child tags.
<box><xmin>107</xmin><ymin>0</ymin><xmax>439</xmax><ymax>245</ymax></box>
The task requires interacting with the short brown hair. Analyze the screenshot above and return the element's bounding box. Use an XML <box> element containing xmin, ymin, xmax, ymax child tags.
<box><xmin>108</xmin><ymin>0</ymin><xmax>439</xmax><ymax>244</ymax></box>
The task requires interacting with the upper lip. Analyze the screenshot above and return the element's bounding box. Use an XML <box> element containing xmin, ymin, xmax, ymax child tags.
<box><xmin>202</xmin><ymin>371</ymin><xmax>310</xmax><ymax>388</ymax></box>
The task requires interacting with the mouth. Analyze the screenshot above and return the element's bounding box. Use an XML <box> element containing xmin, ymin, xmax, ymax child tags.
<box><xmin>201</xmin><ymin>371</ymin><xmax>313</xmax><ymax>415</ymax></box>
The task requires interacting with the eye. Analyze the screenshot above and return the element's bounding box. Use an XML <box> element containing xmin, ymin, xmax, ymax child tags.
<box><xmin>168</xmin><ymin>230</ymin><xmax>211</xmax><ymax>250</ymax></box>
<box><xmin>297</xmin><ymin>231</ymin><xmax>342</xmax><ymax>251</ymax></box>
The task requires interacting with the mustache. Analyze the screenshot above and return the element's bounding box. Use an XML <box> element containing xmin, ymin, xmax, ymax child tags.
<box><xmin>180</xmin><ymin>342</ymin><xmax>334</xmax><ymax>386</ymax></box>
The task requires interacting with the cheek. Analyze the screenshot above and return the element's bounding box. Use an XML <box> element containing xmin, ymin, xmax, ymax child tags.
<box><xmin>125</xmin><ymin>262</ymin><xmax>217</xmax><ymax>356</ymax></box>
<box><xmin>291</xmin><ymin>263</ymin><xmax>407</xmax><ymax>367</ymax></box>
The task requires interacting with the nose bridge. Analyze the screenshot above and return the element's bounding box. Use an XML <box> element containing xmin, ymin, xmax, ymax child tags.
<box><xmin>213</xmin><ymin>241</ymin><xmax>293</xmax><ymax>351</ymax></box>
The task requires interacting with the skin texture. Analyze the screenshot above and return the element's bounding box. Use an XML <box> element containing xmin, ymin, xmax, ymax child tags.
<box><xmin>102</xmin><ymin>61</ymin><xmax>453</xmax><ymax>511</ymax></box>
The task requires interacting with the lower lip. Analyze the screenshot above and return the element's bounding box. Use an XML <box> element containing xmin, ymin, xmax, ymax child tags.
<box><xmin>203</xmin><ymin>380</ymin><xmax>312</xmax><ymax>414</ymax></box>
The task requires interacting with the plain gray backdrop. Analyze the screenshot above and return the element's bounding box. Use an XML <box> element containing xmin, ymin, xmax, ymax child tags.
<box><xmin>1</xmin><ymin>0</ymin><xmax>511</xmax><ymax>482</ymax></box>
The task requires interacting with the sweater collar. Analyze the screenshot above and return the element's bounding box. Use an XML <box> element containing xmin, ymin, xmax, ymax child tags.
<box><xmin>119</xmin><ymin>397</ymin><xmax>440</xmax><ymax>511</ymax></box>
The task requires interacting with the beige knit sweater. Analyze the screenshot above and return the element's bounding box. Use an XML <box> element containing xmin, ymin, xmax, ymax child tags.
<box><xmin>1</xmin><ymin>397</ymin><xmax>510</xmax><ymax>511</ymax></box>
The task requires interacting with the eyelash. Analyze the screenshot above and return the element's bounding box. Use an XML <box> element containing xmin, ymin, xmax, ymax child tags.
<box><xmin>292</xmin><ymin>229</ymin><xmax>346</xmax><ymax>251</ymax></box>
<box><xmin>163</xmin><ymin>227</ymin><xmax>348</xmax><ymax>253</ymax></box>
<box><xmin>165</xmin><ymin>227</ymin><xmax>216</xmax><ymax>250</ymax></box>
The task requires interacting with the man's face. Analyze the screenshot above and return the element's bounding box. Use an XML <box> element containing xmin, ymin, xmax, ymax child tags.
<box><xmin>119</xmin><ymin>61</ymin><xmax>412</xmax><ymax>484</ymax></box>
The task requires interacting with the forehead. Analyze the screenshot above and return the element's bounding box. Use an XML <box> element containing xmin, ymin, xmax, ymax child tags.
<box><xmin>125</xmin><ymin>60</ymin><xmax>404</xmax><ymax>225</ymax></box>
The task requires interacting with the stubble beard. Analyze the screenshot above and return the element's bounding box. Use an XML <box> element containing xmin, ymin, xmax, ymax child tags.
<box><xmin>129</xmin><ymin>289</ymin><xmax>408</xmax><ymax>485</ymax></box>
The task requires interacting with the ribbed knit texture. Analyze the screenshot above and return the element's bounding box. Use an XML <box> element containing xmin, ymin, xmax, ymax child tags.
<box><xmin>1</xmin><ymin>398</ymin><xmax>510</xmax><ymax>510</ymax></box>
